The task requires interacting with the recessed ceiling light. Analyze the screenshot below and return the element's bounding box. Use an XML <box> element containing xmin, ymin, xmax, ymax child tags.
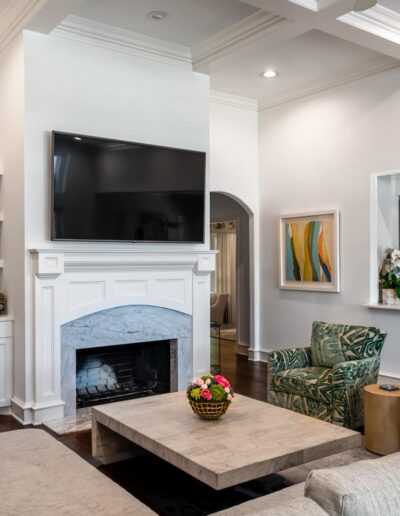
<box><xmin>262</xmin><ymin>70</ymin><xmax>277</xmax><ymax>79</ymax></box>
<box><xmin>148</xmin><ymin>10</ymin><xmax>170</xmax><ymax>21</ymax></box>
<box><xmin>73</xmin><ymin>136</ymin><xmax>82</xmax><ymax>141</ymax></box>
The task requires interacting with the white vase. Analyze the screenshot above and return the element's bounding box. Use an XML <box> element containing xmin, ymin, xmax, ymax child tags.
<box><xmin>382</xmin><ymin>288</ymin><xmax>396</xmax><ymax>305</ymax></box>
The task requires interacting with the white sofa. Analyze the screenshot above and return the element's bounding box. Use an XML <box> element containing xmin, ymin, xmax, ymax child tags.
<box><xmin>215</xmin><ymin>451</ymin><xmax>400</xmax><ymax>515</ymax></box>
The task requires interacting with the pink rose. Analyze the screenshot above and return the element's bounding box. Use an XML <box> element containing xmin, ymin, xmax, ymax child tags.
<box><xmin>201</xmin><ymin>383</ymin><xmax>208</xmax><ymax>390</ymax></box>
<box><xmin>201</xmin><ymin>389</ymin><xmax>212</xmax><ymax>400</ymax></box>
<box><xmin>196</xmin><ymin>378</ymin><xmax>204</xmax><ymax>386</ymax></box>
<box><xmin>215</xmin><ymin>375</ymin><xmax>230</xmax><ymax>388</ymax></box>
<box><xmin>227</xmin><ymin>394</ymin><xmax>233</xmax><ymax>401</ymax></box>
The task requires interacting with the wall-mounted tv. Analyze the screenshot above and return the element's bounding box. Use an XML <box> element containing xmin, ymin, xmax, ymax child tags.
<box><xmin>51</xmin><ymin>131</ymin><xmax>206</xmax><ymax>243</ymax></box>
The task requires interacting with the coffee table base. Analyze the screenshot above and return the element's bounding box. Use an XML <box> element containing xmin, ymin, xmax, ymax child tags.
<box><xmin>91</xmin><ymin>393</ymin><xmax>361</xmax><ymax>490</ymax></box>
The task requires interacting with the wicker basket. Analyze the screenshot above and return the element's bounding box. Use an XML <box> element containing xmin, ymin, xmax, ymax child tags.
<box><xmin>189</xmin><ymin>400</ymin><xmax>230</xmax><ymax>420</ymax></box>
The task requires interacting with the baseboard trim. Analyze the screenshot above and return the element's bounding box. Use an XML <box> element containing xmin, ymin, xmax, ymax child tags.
<box><xmin>248</xmin><ymin>348</ymin><xmax>270</xmax><ymax>362</ymax></box>
<box><xmin>11</xmin><ymin>396</ymin><xmax>65</xmax><ymax>425</ymax></box>
<box><xmin>236</xmin><ymin>342</ymin><xmax>249</xmax><ymax>357</ymax></box>
<box><xmin>378</xmin><ymin>371</ymin><xmax>400</xmax><ymax>383</ymax></box>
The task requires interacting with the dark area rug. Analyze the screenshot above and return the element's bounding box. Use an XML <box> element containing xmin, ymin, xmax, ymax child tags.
<box><xmin>100</xmin><ymin>453</ymin><xmax>292</xmax><ymax>516</ymax></box>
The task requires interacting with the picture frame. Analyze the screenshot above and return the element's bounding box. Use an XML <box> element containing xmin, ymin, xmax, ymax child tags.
<box><xmin>279</xmin><ymin>209</ymin><xmax>340</xmax><ymax>292</ymax></box>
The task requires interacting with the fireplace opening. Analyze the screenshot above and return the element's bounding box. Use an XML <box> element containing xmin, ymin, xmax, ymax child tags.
<box><xmin>75</xmin><ymin>339</ymin><xmax>177</xmax><ymax>409</ymax></box>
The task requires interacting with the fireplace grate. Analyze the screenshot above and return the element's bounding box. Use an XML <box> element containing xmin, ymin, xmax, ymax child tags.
<box><xmin>76</xmin><ymin>340</ymin><xmax>172</xmax><ymax>409</ymax></box>
<box><xmin>76</xmin><ymin>380</ymin><xmax>156</xmax><ymax>408</ymax></box>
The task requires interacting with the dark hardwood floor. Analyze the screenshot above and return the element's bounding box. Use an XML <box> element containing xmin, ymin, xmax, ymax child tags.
<box><xmin>0</xmin><ymin>340</ymin><xmax>269</xmax><ymax>515</ymax></box>
<box><xmin>212</xmin><ymin>336</ymin><xmax>268</xmax><ymax>402</ymax></box>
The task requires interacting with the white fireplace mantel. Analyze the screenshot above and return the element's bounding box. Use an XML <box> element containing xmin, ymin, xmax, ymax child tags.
<box><xmin>23</xmin><ymin>248</ymin><xmax>217</xmax><ymax>424</ymax></box>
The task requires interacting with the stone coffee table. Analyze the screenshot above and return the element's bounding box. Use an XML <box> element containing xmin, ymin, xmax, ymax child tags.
<box><xmin>92</xmin><ymin>392</ymin><xmax>361</xmax><ymax>490</ymax></box>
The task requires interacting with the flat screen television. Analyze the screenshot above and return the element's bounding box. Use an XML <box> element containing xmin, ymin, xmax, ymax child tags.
<box><xmin>51</xmin><ymin>131</ymin><xmax>206</xmax><ymax>242</ymax></box>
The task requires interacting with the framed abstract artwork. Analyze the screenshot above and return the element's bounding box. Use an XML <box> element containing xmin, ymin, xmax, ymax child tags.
<box><xmin>279</xmin><ymin>209</ymin><xmax>340</xmax><ymax>292</ymax></box>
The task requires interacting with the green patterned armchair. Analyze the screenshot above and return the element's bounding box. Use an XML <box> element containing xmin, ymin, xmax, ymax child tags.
<box><xmin>267</xmin><ymin>321</ymin><xmax>387</xmax><ymax>428</ymax></box>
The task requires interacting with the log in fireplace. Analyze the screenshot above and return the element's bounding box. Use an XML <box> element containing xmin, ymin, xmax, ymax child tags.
<box><xmin>75</xmin><ymin>340</ymin><xmax>177</xmax><ymax>408</ymax></box>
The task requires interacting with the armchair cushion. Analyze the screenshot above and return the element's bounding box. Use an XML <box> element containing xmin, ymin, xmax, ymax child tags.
<box><xmin>311</xmin><ymin>322</ymin><xmax>345</xmax><ymax>368</ymax></box>
<box><xmin>272</xmin><ymin>367</ymin><xmax>332</xmax><ymax>404</ymax></box>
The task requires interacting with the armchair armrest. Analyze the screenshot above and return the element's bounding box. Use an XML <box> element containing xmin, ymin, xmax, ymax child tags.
<box><xmin>268</xmin><ymin>347</ymin><xmax>312</xmax><ymax>373</ymax></box>
<box><xmin>332</xmin><ymin>356</ymin><xmax>380</xmax><ymax>388</ymax></box>
<box><xmin>331</xmin><ymin>356</ymin><xmax>380</xmax><ymax>428</ymax></box>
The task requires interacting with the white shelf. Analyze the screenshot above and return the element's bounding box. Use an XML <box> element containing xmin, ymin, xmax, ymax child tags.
<box><xmin>0</xmin><ymin>214</ymin><xmax>4</xmax><ymax>222</ymax></box>
<box><xmin>363</xmin><ymin>303</ymin><xmax>400</xmax><ymax>311</ymax></box>
<box><xmin>0</xmin><ymin>260</ymin><xmax>4</xmax><ymax>268</ymax></box>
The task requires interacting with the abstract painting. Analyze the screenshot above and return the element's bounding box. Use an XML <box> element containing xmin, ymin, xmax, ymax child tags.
<box><xmin>280</xmin><ymin>210</ymin><xmax>340</xmax><ymax>292</ymax></box>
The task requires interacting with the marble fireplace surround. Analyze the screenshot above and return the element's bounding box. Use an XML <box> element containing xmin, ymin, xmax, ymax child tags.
<box><xmin>61</xmin><ymin>305</ymin><xmax>190</xmax><ymax>417</ymax></box>
<box><xmin>26</xmin><ymin>249</ymin><xmax>216</xmax><ymax>424</ymax></box>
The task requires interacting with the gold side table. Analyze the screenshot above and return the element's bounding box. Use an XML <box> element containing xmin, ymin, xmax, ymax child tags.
<box><xmin>364</xmin><ymin>384</ymin><xmax>400</xmax><ymax>455</ymax></box>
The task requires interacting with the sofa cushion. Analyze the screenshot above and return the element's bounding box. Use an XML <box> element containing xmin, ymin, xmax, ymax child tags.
<box><xmin>0</xmin><ymin>429</ymin><xmax>155</xmax><ymax>515</ymax></box>
<box><xmin>305</xmin><ymin>452</ymin><xmax>400</xmax><ymax>516</ymax></box>
<box><xmin>212</xmin><ymin>483</ymin><xmax>305</xmax><ymax>515</ymax></box>
<box><xmin>254</xmin><ymin>497</ymin><xmax>328</xmax><ymax>515</ymax></box>
<box><xmin>272</xmin><ymin>367</ymin><xmax>333</xmax><ymax>404</ymax></box>
<box><xmin>311</xmin><ymin>322</ymin><xmax>345</xmax><ymax>368</ymax></box>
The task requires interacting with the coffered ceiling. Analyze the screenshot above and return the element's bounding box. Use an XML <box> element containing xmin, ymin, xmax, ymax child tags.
<box><xmin>1</xmin><ymin>0</ymin><xmax>399</xmax><ymax>109</ymax></box>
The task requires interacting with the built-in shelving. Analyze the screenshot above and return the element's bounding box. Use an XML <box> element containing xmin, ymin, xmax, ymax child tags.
<box><xmin>363</xmin><ymin>303</ymin><xmax>400</xmax><ymax>311</ymax></box>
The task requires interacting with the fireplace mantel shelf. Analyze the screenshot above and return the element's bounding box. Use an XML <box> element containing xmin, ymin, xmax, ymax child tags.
<box><xmin>29</xmin><ymin>248</ymin><xmax>218</xmax><ymax>255</ymax></box>
<box><xmin>29</xmin><ymin>248</ymin><xmax>217</xmax><ymax>276</ymax></box>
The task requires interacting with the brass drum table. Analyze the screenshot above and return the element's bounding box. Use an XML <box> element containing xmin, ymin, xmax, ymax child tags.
<box><xmin>364</xmin><ymin>384</ymin><xmax>400</xmax><ymax>455</ymax></box>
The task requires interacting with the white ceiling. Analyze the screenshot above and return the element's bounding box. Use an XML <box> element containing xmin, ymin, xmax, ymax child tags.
<box><xmin>0</xmin><ymin>0</ymin><xmax>11</xmax><ymax>15</ymax></box>
<box><xmin>210</xmin><ymin>29</ymin><xmax>391</xmax><ymax>100</ymax></box>
<box><xmin>2</xmin><ymin>0</ymin><xmax>400</xmax><ymax>107</ymax></box>
<box><xmin>67</xmin><ymin>0</ymin><xmax>258</xmax><ymax>47</ymax></box>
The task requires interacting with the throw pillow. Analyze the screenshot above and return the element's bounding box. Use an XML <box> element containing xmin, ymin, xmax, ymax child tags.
<box><xmin>311</xmin><ymin>321</ymin><xmax>345</xmax><ymax>368</ymax></box>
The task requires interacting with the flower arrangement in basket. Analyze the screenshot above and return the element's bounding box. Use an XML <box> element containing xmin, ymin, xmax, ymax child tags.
<box><xmin>187</xmin><ymin>374</ymin><xmax>234</xmax><ymax>420</ymax></box>
<box><xmin>379</xmin><ymin>248</ymin><xmax>400</xmax><ymax>305</ymax></box>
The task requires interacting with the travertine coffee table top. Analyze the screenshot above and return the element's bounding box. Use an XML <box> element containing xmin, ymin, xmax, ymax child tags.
<box><xmin>92</xmin><ymin>392</ymin><xmax>361</xmax><ymax>490</ymax></box>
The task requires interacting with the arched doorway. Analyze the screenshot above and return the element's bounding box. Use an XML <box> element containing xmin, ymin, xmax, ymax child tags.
<box><xmin>210</xmin><ymin>192</ymin><xmax>252</xmax><ymax>372</ymax></box>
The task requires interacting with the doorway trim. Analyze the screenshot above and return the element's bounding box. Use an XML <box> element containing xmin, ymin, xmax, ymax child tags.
<box><xmin>210</xmin><ymin>191</ymin><xmax>259</xmax><ymax>359</ymax></box>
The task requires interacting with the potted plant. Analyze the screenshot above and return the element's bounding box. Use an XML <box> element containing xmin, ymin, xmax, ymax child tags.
<box><xmin>187</xmin><ymin>374</ymin><xmax>234</xmax><ymax>419</ymax></box>
<box><xmin>380</xmin><ymin>248</ymin><xmax>400</xmax><ymax>305</ymax></box>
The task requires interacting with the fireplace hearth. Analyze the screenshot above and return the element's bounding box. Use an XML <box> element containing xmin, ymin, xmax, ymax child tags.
<box><xmin>75</xmin><ymin>340</ymin><xmax>177</xmax><ymax>409</ymax></box>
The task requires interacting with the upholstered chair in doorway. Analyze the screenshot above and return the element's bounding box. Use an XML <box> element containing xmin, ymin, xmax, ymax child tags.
<box><xmin>267</xmin><ymin>321</ymin><xmax>387</xmax><ymax>428</ymax></box>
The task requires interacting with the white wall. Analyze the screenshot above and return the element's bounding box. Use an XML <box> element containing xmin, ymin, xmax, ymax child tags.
<box><xmin>209</xmin><ymin>96</ymin><xmax>260</xmax><ymax>352</ymax></box>
<box><xmin>0</xmin><ymin>35</ymin><xmax>27</xmax><ymax>403</ymax></box>
<box><xmin>24</xmin><ymin>31</ymin><xmax>210</xmax><ymax>249</ymax></box>
<box><xmin>259</xmin><ymin>69</ymin><xmax>400</xmax><ymax>376</ymax></box>
<box><xmin>17</xmin><ymin>30</ymin><xmax>210</xmax><ymax>412</ymax></box>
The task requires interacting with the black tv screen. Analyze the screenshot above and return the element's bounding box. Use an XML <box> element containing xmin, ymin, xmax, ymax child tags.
<box><xmin>51</xmin><ymin>132</ymin><xmax>206</xmax><ymax>242</ymax></box>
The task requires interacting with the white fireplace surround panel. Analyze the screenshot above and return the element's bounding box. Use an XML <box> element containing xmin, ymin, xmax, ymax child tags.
<box><xmin>22</xmin><ymin>249</ymin><xmax>216</xmax><ymax>424</ymax></box>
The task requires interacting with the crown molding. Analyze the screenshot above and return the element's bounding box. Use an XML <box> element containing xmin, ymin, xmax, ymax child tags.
<box><xmin>0</xmin><ymin>0</ymin><xmax>49</xmax><ymax>54</ymax></box>
<box><xmin>289</xmin><ymin>0</ymin><xmax>318</xmax><ymax>11</ymax></box>
<box><xmin>51</xmin><ymin>15</ymin><xmax>192</xmax><ymax>70</ymax></box>
<box><xmin>259</xmin><ymin>57</ymin><xmax>400</xmax><ymax>111</ymax></box>
<box><xmin>317</xmin><ymin>0</ymin><xmax>344</xmax><ymax>9</ymax></box>
<box><xmin>210</xmin><ymin>91</ymin><xmax>258</xmax><ymax>111</ymax></box>
<box><xmin>192</xmin><ymin>10</ymin><xmax>288</xmax><ymax>70</ymax></box>
<box><xmin>338</xmin><ymin>5</ymin><xmax>400</xmax><ymax>44</ymax></box>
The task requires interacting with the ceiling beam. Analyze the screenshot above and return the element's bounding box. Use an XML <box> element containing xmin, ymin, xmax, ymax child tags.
<box><xmin>192</xmin><ymin>10</ymin><xmax>313</xmax><ymax>73</ymax></box>
<box><xmin>319</xmin><ymin>6</ymin><xmax>400</xmax><ymax>59</ymax></box>
<box><xmin>239</xmin><ymin>0</ymin><xmax>316</xmax><ymax>21</ymax></box>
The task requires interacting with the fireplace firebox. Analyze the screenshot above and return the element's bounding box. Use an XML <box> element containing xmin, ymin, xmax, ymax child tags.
<box><xmin>75</xmin><ymin>340</ymin><xmax>177</xmax><ymax>409</ymax></box>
